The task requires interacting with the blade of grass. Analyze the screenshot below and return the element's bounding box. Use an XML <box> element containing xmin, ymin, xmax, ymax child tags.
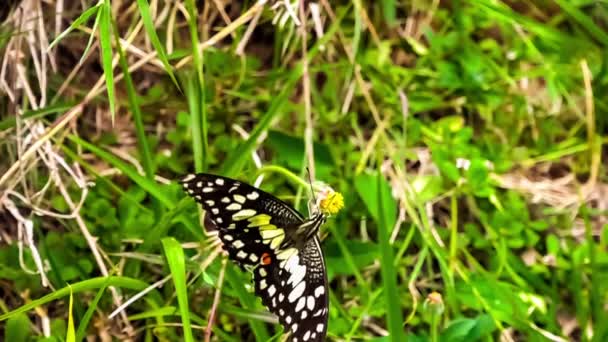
<box><xmin>185</xmin><ymin>75</ymin><xmax>206</xmax><ymax>173</ymax></box>
<box><xmin>135</xmin><ymin>0</ymin><xmax>180</xmax><ymax>89</ymax></box>
<box><xmin>0</xmin><ymin>102</ymin><xmax>75</xmax><ymax>131</ymax></box>
<box><xmin>48</xmin><ymin>3</ymin><xmax>100</xmax><ymax>50</ymax></box>
<box><xmin>162</xmin><ymin>237</ymin><xmax>194</xmax><ymax>342</ymax></box>
<box><xmin>553</xmin><ymin>0</ymin><xmax>608</xmax><ymax>46</ymax></box>
<box><xmin>99</xmin><ymin>0</ymin><xmax>116</xmax><ymax>124</ymax></box>
<box><xmin>0</xmin><ymin>277</ymin><xmax>149</xmax><ymax>321</ymax></box>
<box><xmin>115</xmin><ymin>24</ymin><xmax>155</xmax><ymax>179</ymax></box>
<box><xmin>185</xmin><ymin>0</ymin><xmax>208</xmax><ymax>171</ymax></box>
<box><xmin>66</xmin><ymin>286</ymin><xmax>76</xmax><ymax>342</ymax></box>
<box><xmin>75</xmin><ymin>282</ymin><xmax>109</xmax><ymax>341</ymax></box>
<box><xmin>376</xmin><ymin>171</ymin><xmax>404</xmax><ymax>341</ymax></box>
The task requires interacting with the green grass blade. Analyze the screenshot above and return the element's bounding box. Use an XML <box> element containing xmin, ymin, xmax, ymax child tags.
<box><xmin>376</xmin><ymin>172</ymin><xmax>404</xmax><ymax>341</ymax></box>
<box><xmin>0</xmin><ymin>102</ymin><xmax>74</xmax><ymax>131</ymax></box>
<box><xmin>0</xmin><ymin>277</ymin><xmax>149</xmax><ymax>321</ymax></box>
<box><xmin>66</xmin><ymin>286</ymin><xmax>76</xmax><ymax>342</ymax></box>
<box><xmin>75</xmin><ymin>283</ymin><xmax>109</xmax><ymax>341</ymax></box>
<box><xmin>134</xmin><ymin>0</ymin><xmax>180</xmax><ymax>89</ymax></box>
<box><xmin>48</xmin><ymin>3</ymin><xmax>100</xmax><ymax>50</ymax></box>
<box><xmin>115</xmin><ymin>24</ymin><xmax>155</xmax><ymax>178</ymax></box>
<box><xmin>184</xmin><ymin>0</ymin><xmax>208</xmax><ymax>171</ymax></box>
<box><xmin>99</xmin><ymin>0</ymin><xmax>116</xmax><ymax>124</ymax></box>
<box><xmin>553</xmin><ymin>0</ymin><xmax>608</xmax><ymax>46</ymax></box>
<box><xmin>185</xmin><ymin>75</ymin><xmax>206</xmax><ymax>172</ymax></box>
<box><xmin>161</xmin><ymin>237</ymin><xmax>194</xmax><ymax>342</ymax></box>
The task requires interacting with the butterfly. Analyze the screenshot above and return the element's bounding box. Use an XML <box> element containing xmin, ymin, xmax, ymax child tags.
<box><xmin>180</xmin><ymin>173</ymin><xmax>335</xmax><ymax>342</ymax></box>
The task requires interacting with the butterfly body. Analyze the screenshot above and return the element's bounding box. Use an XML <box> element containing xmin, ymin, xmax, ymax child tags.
<box><xmin>180</xmin><ymin>173</ymin><xmax>329</xmax><ymax>342</ymax></box>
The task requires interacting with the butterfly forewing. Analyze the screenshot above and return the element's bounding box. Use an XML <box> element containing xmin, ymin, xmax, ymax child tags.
<box><xmin>180</xmin><ymin>173</ymin><xmax>329</xmax><ymax>342</ymax></box>
<box><xmin>181</xmin><ymin>173</ymin><xmax>301</xmax><ymax>267</ymax></box>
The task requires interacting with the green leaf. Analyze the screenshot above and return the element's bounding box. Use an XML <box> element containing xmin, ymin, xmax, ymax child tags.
<box><xmin>441</xmin><ymin>315</ymin><xmax>495</xmax><ymax>342</ymax></box>
<box><xmin>354</xmin><ymin>172</ymin><xmax>397</xmax><ymax>231</ymax></box>
<box><xmin>266</xmin><ymin>130</ymin><xmax>334</xmax><ymax>177</ymax></box>
<box><xmin>4</xmin><ymin>313</ymin><xmax>31</xmax><ymax>341</ymax></box>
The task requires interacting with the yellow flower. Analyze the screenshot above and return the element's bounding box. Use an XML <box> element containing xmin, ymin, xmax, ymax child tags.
<box><xmin>319</xmin><ymin>191</ymin><xmax>344</xmax><ymax>215</ymax></box>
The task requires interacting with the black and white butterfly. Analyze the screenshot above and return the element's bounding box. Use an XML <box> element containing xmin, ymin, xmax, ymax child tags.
<box><xmin>180</xmin><ymin>173</ymin><xmax>329</xmax><ymax>342</ymax></box>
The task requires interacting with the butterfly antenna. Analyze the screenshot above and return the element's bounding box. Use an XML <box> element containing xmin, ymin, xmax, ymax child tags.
<box><xmin>306</xmin><ymin>167</ymin><xmax>318</xmax><ymax>210</ymax></box>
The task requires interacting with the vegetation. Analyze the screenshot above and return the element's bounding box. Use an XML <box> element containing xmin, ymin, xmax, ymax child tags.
<box><xmin>0</xmin><ymin>1</ymin><xmax>607</xmax><ymax>341</ymax></box>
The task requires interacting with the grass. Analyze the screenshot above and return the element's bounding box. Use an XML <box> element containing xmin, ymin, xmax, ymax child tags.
<box><xmin>0</xmin><ymin>0</ymin><xmax>607</xmax><ymax>341</ymax></box>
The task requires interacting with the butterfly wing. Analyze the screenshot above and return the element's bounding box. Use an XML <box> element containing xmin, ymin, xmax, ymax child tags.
<box><xmin>180</xmin><ymin>173</ymin><xmax>329</xmax><ymax>341</ymax></box>
<box><xmin>180</xmin><ymin>173</ymin><xmax>304</xmax><ymax>267</ymax></box>
<box><xmin>254</xmin><ymin>236</ymin><xmax>328</xmax><ymax>342</ymax></box>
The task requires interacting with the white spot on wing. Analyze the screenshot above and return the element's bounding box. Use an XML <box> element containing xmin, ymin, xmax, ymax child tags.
<box><xmin>196</xmin><ymin>181</ymin><xmax>203</xmax><ymax>188</ymax></box>
<box><xmin>221</xmin><ymin>197</ymin><xmax>230</xmax><ymax>203</ymax></box>
<box><xmin>233</xmin><ymin>240</ymin><xmax>244</xmax><ymax>249</ymax></box>
<box><xmin>215</xmin><ymin>178</ymin><xmax>224</xmax><ymax>185</ymax></box>
<box><xmin>314</xmin><ymin>286</ymin><xmax>325</xmax><ymax>298</ymax></box>
<box><xmin>295</xmin><ymin>296</ymin><xmax>306</xmax><ymax>312</ymax></box>
<box><xmin>247</xmin><ymin>191</ymin><xmax>259</xmax><ymax>200</ymax></box>
<box><xmin>226</xmin><ymin>203</ymin><xmax>242</xmax><ymax>211</ymax></box>
<box><xmin>270</xmin><ymin>235</ymin><xmax>285</xmax><ymax>249</ymax></box>
<box><xmin>211</xmin><ymin>208</ymin><xmax>219</xmax><ymax>215</ymax></box>
<box><xmin>261</xmin><ymin>229</ymin><xmax>283</xmax><ymax>239</ymax></box>
<box><xmin>249</xmin><ymin>254</ymin><xmax>258</xmax><ymax>262</ymax></box>
<box><xmin>182</xmin><ymin>174</ymin><xmax>195</xmax><ymax>182</ymax></box>
<box><xmin>202</xmin><ymin>187</ymin><xmax>214</xmax><ymax>193</ymax></box>
<box><xmin>233</xmin><ymin>194</ymin><xmax>246</xmax><ymax>203</ymax></box>
<box><xmin>286</xmin><ymin>316</ymin><xmax>292</xmax><ymax>324</ymax></box>
<box><xmin>301</xmin><ymin>310</ymin><xmax>308</xmax><ymax>319</ymax></box>
<box><xmin>236</xmin><ymin>251</ymin><xmax>247</xmax><ymax>259</ymax></box>
<box><xmin>316</xmin><ymin>323</ymin><xmax>324</xmax><ymax>332</ymax></box>
<box><xmin>205</xmin><ymin>200</ymin><xmax>214</xmax><ymax>206</ymax></box>
<box><xmin>303</xmin><ymin>330</ymin><xmax>311</xmax><ymax>341</ymax></box>
<box><xmin>307</xmin><ymin>296</ymin><xmax>315</xmax><ymax>310</ymax></box>
<box><xmin>260</xmin><ymin>279</ymin><xmax>267</xmax><ymax>290</ymax></box>
<box><xmin>291</xmin><ymin>323</ymin><xmax>298</xmax><ymax>332</ymax></box>
<box><xmin>224</xmin><ymin>234</ymin><xmax>233</xmax><ymax>241</ymax></box>
<box><xmin>268</xmin><ymin>285</ymin><xmax>276</xmax><ymax>297</ymax></box>
<box><xmin>259</xmin><ymin>268</ymin><xmax>267</xmax><ymax>277</ymax></box>
<box><xmin>232</xmin><ymin>209</ymin><xmax>257</xmax><ymax>220</ymax></box>
<box><xmin>279</xmin><ymin>293</ymin><xmax>284</xmax><ymax>302</ymax></box>
<box><xmin>276</xmin><ymin>248</ymin><xmax>297</xmax><ymax>261</ymax></box>
<box><xmin>315</xmin><ymin>285</ymin><xmax>325</xmax><ymax>298</ymax></box>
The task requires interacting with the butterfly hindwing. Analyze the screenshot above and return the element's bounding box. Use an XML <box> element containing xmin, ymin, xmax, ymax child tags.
<box><xmin>254</xmin><ymin>237</ymin><xmax>328</xmax><ymax>342</ymax></box>
<box><xmin>180</xmin><ymin>173</ymin><xmax>329</xmax><ymax>342</ymax></box>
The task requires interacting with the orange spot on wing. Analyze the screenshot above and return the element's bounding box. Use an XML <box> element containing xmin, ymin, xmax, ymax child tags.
<box><xmin>261</xmin><ymin>252</ymin><xmax>272</xmax><ymax>265</ymax></box>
